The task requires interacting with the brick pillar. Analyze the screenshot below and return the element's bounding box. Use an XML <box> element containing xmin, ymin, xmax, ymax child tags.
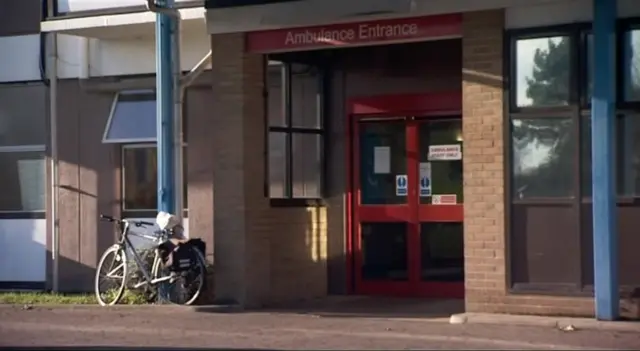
<box><xmin>209</xmin><ymin>33</ymin><xmax>271</xmax><ymax>307</ymax></box>
<box><xmin>461</xmin><ymin>10</ymin><xmax>507</xmax><ymax>311</ymax></box>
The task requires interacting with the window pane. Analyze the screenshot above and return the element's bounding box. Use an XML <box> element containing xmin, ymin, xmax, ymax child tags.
<box><xmin>292</xmin><ymin>133</ymin><xmax>322</xmax><ymax>198</ymax></box>
<box><xmin>268</xmin><ymin>132</ymin><xmax>287</xmax><ymax>198</ymax></box>
<box><xmin>267</xmin><ymin>63</ymin><xmax>286</xmax><ymax>127</ymax></box>
<box><xmin>123</xmin><ymin>146</ymin><xmax>188</xmax><ymax>211</ymax></box>
<box><xmin>0</xmin><ymin>84</ymin><xmax>47</xmax><ymax>146</ymax></box>
<box><xmin>515</xmin><ymin>36</ymin><xmax>570</xmax><ymax>107</ymax></box>
<box><xmin>0</xmin><ymin>151</ymin><xmax>45</xmax><ymax>211</ymax></box>
<box><xmin>104</xmin><ymin>92</ymin><xmax>157</xmax><ymax>143</ymax></box>
<box><xmin>511</xmin><ymin>117</ymin><xmax>574</xmax><ymax>198</ymax></box>
<box><xmin>291</xmin><ymin>64</ymin><xmax>321</xmax><ymax>129</ymax></box>
<box><xmin>586</xmin><ymin>33</ymin><xmax>593</xmax><ymax>102</ymax></box>
<box><xmin>582</xmin><ymin>114</ymin><xmax>640</xmax><ymax>197</ymax></box>
<box><xmin>623</xmin><ymin>29</ymin><xmax>640</xmax><ymax>101</ymax></box>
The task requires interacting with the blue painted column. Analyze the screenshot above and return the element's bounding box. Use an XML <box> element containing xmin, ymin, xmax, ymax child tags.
<box><xmin>155</xmin><ymin>0</ymin><xmax>176</xmax><ymax>214</ymax></box>
<box><xmin>591</xmin><ymin>0</ymin><xmax>619</xmax><ymax>321</ymax></box>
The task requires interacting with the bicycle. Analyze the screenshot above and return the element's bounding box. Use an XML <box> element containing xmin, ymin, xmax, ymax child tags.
<box><xmin>94</xmin><ymin>214</ymin><xmax>206</xmax><ymax>306</ymax></box>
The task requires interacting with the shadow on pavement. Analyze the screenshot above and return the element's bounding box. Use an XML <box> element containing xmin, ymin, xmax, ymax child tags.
<box><xmin>255</xmin><ymin>296</ymin><xmax>464</xmax><ymax>319</ymax></box>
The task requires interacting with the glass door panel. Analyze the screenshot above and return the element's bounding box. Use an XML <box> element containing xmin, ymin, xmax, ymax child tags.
<box><xmin>358</xmin><ymin>120</ymin><xmax>407</xmax><ymax>205</ymax></box>
<box><xmin>420</xmin><ymin>222</ymin><xmax>464</xmax><ymax>282</ymax></box>
<box><xmin>418</xmin><ymin>119</ymin><xmax>463</xmax><ymax>205</ymax></box>
<box><xmin>361</xmin><ymin>222</ymin><xmax>409</xmax><ymax>281</ymax></box>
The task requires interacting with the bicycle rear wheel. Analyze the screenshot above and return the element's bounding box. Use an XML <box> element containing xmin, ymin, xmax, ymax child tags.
<box><xmin>95</xmin><ymin>245</ymin><xmax>128</xmax><ymax>306</ymax></box>
<box><xmin>152</xmin><ymin>248</ymin><xmax>206</xmax><ymax>305</ymax></box>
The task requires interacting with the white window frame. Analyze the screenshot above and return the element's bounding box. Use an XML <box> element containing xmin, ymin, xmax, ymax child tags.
<box><xmin>102</xmin><ymin>90</ymin><xmax>157</xmax><ymax>144</ymax></box>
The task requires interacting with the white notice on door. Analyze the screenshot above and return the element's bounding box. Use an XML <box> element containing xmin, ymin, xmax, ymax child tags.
<box><xmin>428</xmin><ymin>144</ymin><xmax>462</xmax><ymax>161</ymax></box>
<box><xmin>373</xmin><ymin>146</ymin><xmax>391</xmax><ymax>174</ymax></box>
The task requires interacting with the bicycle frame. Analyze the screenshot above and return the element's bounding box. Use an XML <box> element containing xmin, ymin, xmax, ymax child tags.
<box><xmin>106</xmin><ymin>220</ymin><xmax>175</xmax><ymax>289</ymax></box>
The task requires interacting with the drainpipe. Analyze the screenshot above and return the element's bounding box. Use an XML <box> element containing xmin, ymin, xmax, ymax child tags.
<box><xmin>49</xmin><ymin>32</ymin><xmax>60</xmax><ymax>293</ymax></box>
<box><xmin>175</xmin><ymin>50</ymin><xmax>212</xmax><ymax>229</ymax></box>
<box><xmin>146</xmin><ymin>1</ymin><xmax>212</xmax><ymax>225</ymax></box>
<box><xmin>147</xmin><ymin>0</ymin><xmax>178</xmax><ymax>216</ymax></box>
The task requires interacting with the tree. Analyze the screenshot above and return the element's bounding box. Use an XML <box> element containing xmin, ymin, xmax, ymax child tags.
<box><xmin>512</xmin><ymin>38</ymin><xmax>573</xmax><ymax>198</ymax></box>
<box><xmin>525</xmin><ymin>38</ymin><xmax>570</xmax><ymax>106</ymax></box>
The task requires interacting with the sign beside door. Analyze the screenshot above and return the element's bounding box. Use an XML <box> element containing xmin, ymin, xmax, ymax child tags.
<box><xmin>428</xmin><ymin>144</ymin><xmax>462</xmax><ymax>161</ymax></box>
<box><xmin>395</xmin><ymin>175</ymin><xmax>407</xmax><ymax>196</ymax></box>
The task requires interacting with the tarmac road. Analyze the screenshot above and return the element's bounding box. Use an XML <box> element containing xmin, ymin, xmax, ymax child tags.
<box><xmin>1</xmin><ymin>305</ymin><xmax>639</xmax><ymax>350</ymax></box>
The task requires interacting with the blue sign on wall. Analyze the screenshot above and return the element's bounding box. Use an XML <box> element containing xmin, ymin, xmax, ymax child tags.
<box><xmin>420</xmin><ymin>176</ymin><xmax>431</xmax><ymax>197</ymax></box>
<box><xmin>396</xmin><ymin>175</ymin><xmax>407</xmax><ymax>196</ymax></box>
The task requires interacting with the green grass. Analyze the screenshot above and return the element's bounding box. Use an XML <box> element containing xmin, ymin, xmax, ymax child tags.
<box><xmin>0</xmin><ymin>290</ymin><xmax>148</xmax><ymax>305</ymax></box>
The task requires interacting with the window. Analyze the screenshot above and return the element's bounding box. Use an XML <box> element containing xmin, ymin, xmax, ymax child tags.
<box><xmin>102</xmin><ymin>90</ymin><xmax>188</xmax><ymax>213</ymax></box>
<box><xmin>623</xmin><ymin>29</ymin><xmax>640</xmax><ymax>102</ymax></box>
<box><xmin>511</xmin><ymin>117</ymin><xmax>575</xmax><ymax>199</ymax></box>
<box><xmin>581</xmin><ymin>113</ymin><xmax>640</xmax><ymax>197</ymax></box>
<box><xmin>103</xmin><ymin>90</ymin><xmax>157</xmax><ymax>144</ymax></box>
<box><xmin>507</xmin><ymin>22</ymin><xmax>640</xmax><ymax>293</ymax></box>
<box><xmin>0</xmin><ymin>84</ymin><xmax>47</xmax><ymax>213</ymax></box>
<box><xmin>122</xmin><ymin>145</ymin><xmax>188</xmax><ymax>212</ymax></box>
<box><xmin>514</xmin><ymin>36</ymin><xmax>571</xmax><ymax>108</ymax></box>
<box><xmin>510</xmin><ymin>33</ymin><xmax>577</xmax><ymax>200</ymax></box>
<box><xmin>266</xmin><ymin>61</ymin><xmax>324</xmax><ymax>201</ymax></box>
<box><xmin>578</xmin><ymin>25</ymin><xmax>640</xmax><ymax>198</ymax></box>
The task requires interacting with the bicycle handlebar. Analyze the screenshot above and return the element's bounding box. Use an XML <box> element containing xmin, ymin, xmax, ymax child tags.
<box><xmin>99</xmin><ymin>214</ymin><xmax>154</xmax><ymax>228</ymax></box>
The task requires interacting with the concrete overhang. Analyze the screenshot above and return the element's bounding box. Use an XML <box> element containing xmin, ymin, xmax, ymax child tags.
<box><xmin>40</xmin><ymin>7</ymin><xmax>207</xmax><ymax>39</ymax></box>
<box><xmin>204</xmin><ymin>0</ymin><xmax>578</xmax><ymax>34</ymax></box>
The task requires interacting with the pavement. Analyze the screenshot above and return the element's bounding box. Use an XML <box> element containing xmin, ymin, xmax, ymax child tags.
<box><xmin>1</xmin><ymin>304</ymin><xmax>640</xmax><ymax>350</ymax></box>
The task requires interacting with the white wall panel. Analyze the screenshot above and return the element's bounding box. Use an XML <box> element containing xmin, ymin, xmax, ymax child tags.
<box><xmin>57</xmin><ymin>0</ymin><xmax>199</xmax><ymax>13</ymax></box>
<box><xmin>56</xmin><ymin>32</ymin><xmax>210</xmax><ymax>78</ymax></box>
<box><xmin>0</xmin><ymin>219</ymin><xmax>47</xmax><ymax>282</ymax></box>
<box><xmin>0</xmin><ymin>35</ymin><xmax>42</xmax><ymax>83</ymax></box>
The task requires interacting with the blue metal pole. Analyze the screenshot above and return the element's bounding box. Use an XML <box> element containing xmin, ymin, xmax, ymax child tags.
<box><xmin>591</xmin><ymin>0</ymin><xmax>619</xmax><ymax>321</ymax></box>
<box><xmin>155</xmin><ymin>0</ymin><xmax>175</xmax><ymax>215</ymax></box>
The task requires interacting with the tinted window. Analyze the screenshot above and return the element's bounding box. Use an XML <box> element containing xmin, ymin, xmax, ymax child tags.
<box><xmin>515</xmin><ymin>36</ymin><xmax>571</xmax><ymax>107</ymax></box>
<box><xmin>511</xmin><ymin>117</ymin><xmax>575</xmax><ymax>198</ymax></box>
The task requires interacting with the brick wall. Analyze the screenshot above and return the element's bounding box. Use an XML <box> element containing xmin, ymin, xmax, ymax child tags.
<box><xmin>206</xmin><ymin>33</ymin><xmax>327</xmax><ymax>307</ymax></box>
<box><xmin>461</xmin><ymin>10</ymin><xmax>596</xmax><ymax>317</ymax></box>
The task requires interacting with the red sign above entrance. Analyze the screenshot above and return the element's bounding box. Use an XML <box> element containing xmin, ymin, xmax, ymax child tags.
<box><xmin>245</xmin><ymin>14</ymin><xmax>462</xmax><ymax>53</ymax></box>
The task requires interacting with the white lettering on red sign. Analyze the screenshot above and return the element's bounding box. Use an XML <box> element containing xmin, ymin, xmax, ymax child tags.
<box><xmin>428</xmin><ymin>144</ymin><xmax>462</xmax><ymax>161</ymax></box>
<box><xmin>284</xmin><ymin>23</ymin><xmax>419</xmax><ymax>46</ymax></box>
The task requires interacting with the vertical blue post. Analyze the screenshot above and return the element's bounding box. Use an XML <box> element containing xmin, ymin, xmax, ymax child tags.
<box><xmin>591</xmin><ymin>0</ymin><xmax>619</xmax><ymax>321</ymax></box>
<box><xmin>155</xmin><ymin>0</ymin><xmax>175</xmax><ymax>215</ymax></box>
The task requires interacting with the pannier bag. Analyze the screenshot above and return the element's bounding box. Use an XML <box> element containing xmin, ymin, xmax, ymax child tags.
<box><xmin>157</xmin><ymin>238</ymin><xmax>205</xmax><ymax>272</ymax></box>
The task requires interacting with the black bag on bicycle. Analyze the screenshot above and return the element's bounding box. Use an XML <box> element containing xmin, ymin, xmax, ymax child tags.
<box><xmin>157</xmin><ymin>239</ymin><xmax>204</xmax><ymax>272</ymax></box>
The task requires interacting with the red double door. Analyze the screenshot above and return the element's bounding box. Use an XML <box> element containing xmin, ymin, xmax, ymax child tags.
<box><xmin>349</xmin><ymin>93</ymin><xmax>464</xmax><ymax>299</ymax></box>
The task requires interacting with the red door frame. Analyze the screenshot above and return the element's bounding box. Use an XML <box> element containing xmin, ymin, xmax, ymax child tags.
<box><xmin>345</xmin><ymin>91</ymin><xmax>464</xmax><ymax>299</ymax></box>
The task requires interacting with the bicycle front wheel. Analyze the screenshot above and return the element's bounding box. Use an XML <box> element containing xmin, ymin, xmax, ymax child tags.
<box><xmin>95</xmin><ymin>245</ymin><xmax>128</xmax><ymax>306</ymax></box>
<box><xmin>152</xmin><ymin>248</ymin><xmax>206</xmax><ymax>306</ymax></box>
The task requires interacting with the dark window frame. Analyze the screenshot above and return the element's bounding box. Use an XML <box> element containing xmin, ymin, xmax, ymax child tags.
<box><xmin>264</xmin><ymin>59</ymin><xmax>327</xmax><ymax>207</ymax></box>
<box><xmin>505</xmin><ymin>18</ymin><xmax>640</xmax><ymax>296</ymax></box>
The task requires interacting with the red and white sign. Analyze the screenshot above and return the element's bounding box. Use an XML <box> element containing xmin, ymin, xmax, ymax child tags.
<box><xmin>432</xmin><ymin>194</ymin><xmax>457</xmax><ymax>205</ymax></box>
<box><xmin>428</xmin><ymin>144</ymin><xmax>462</xmax><ymax>161</ymax></box>
<box><xmin>246</xmin><ymin>14</ymin><xmax>461</xmax><ymax>53</ymax></box>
